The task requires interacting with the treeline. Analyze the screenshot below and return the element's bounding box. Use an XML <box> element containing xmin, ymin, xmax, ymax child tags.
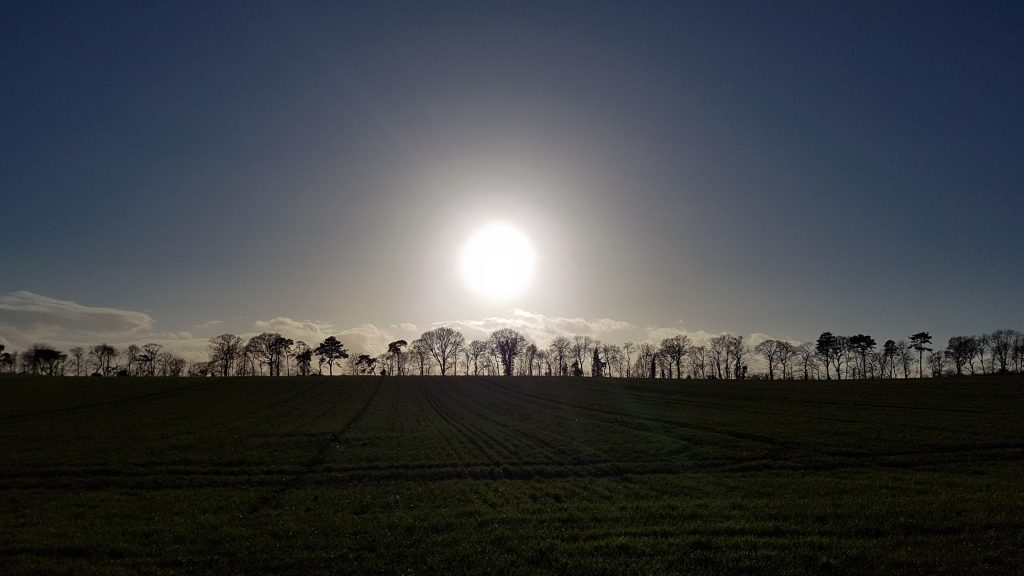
<box><xmin>0</xmin><ymin>342</ymin><xmax>190</xmax><ymax>377</ymax></box>
<box><xmin>3</xmin><ymin>327</ymin><xmax>1022</xmax><ymax>379</ymax></box>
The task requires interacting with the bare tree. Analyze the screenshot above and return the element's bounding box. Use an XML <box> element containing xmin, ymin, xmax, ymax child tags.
<box><xmin>928</xmin><ymin>351</ymin><xmax>946</xmax><ymax>377</ymax></box>
<box><xmin>634</xmin><ymin>343</ymin><xmax>657</xmax><ymax>378</ymax></box>
<box><xmin>570</xmin><ymin>335</ymin><xmax>594</xmax><ymax>377</ymax></box>
<box><xmin>989</xmin><ymin>329</ymin><xmax>1018</xmax><ymax>373</ymax></box>
<box><xmin>410</xmin><ymin>338</ymin><xmax>431</xmax><ymax>375</ymax></box>
<box><xmin>293</xmin><ymin>341</ymin><xmax>313</xmax><ymax>376</ymax></box>
<box><xmin>141</xmin><ymin>343</ymin><xmax>163</xmax><ymax>377</ymax></box>
<box><xmin>548</xmin><ymin>336</ymin><xmax>571</xmax><ymax>376</ymax></box>
<box><xmin>687</xmin><ymin>345</ymin><xmax>707</xmax><ymax>378</ymax></box>
<box><xmin>490</xmin><ymin>328</ymin><xmax>527</xmax><ymax>376</ymax></box>
<box><xmin>895</xmin><ymin>340</ymin><xmax>913</xmax><ymax>378</ymax></box>
<box><xmin>754</xmin><ymin>339</ymin><xmax>784</xmax><ymax>380</ymax></box>
<box><xmin>89</xmin><ymin>343</ymin><xmax>117</xmax><ymax>376</ymax></box>
<box><xmin>972</xmin><ymin>334</ymin><xmax>990</xmax><ymax>375</ymax></box>
<box><xmin>420</xmin><ymin>327</ymin><xmax>464</xmax><ymax>376</ymax></box>
<box><xmin>796</xmin><ymin>343</ymin><xmax>819</xmax><ymax>380</ymax></box>
<box><xmin>945</xmin><ymin>336</ymin><xmax>974</xmax><ymax>376</ymax></box>
<box><xmin>466</xmin><ymin>340</ymin><xmax>489</xmax><ymax>375</ymax></box>
<box><xmin>601</xmin><ymin>343</ymin><xmax>623</xmax><ymax>377</ymax></box>
<box><xmin>622</xmin><ymin>341</ymin><xmax>636</xmax><ymax>378</ymax></box>
<box><xmin>708</xmin><ymin>335</ymin><xmax>730</xmax><ymax>379</ymax></box>
<box><xmin>68</xmin><ymin>346</ymin><xmax>85</xmax><ymax>377</ymax></box>
<box><xmin>124</xmin><ymin>344</ymin><xmax>141</xmax><ymax>376</ymax></box>
<box><xmin>725</xmin><ymin>335</ymin><xmax>746</xmax><ymax>379</ymax></box>
<box><xmin>659</xmin><ymin>335</ymin><xmax>690</xmax><ymax>378</ymax></box>
<box><xmin>523</xmin><ymin>343</ymin><xmax>539</xmax><ymax>376</ymax></box>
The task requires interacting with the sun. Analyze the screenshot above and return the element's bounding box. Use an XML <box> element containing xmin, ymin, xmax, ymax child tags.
<box><xmin>459</xmin><ymin>223</ymin><xmax>537</xmax><ymax>300</ymax></box>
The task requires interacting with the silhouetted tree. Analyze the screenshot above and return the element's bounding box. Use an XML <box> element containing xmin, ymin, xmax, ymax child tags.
<box><xmin>945</xmin><ymin>336</ymin><xmax>974</xmax><ymax>376</ymax></box>
<box><xmin>68</xmin><ymin>346</ymin><xmax>85</xmax><ymax>377</ymax></box>
<box><xmin>634</xmin><ymin>343</ymin><xmax>657</xmax><ymax>379</ymax></box>
<box><xmin>548</xmin><ymin>336</ymin><xmax>571</xmax><ymax>376</ymax></box>
<box><xmin>622</xmin><ymin>341</ymin><xmax>636</xmax><ymax>378</ymax></box>
<box><xmin>355</xmin><ymin>354</ymin><xmax>377</xmax><ymax>375</ymax></box>
<box><xmin>754</xmin><ymin>339</ymin><xmax>785</xmax><ymax>380</ymax></box>
<box><xmin>314</xmin><ymin>336</ymin><xmax>348</xmax><ymax>376</ymax></box>
<box><xmin>815</xmin><ymin>332</ymin><xmax>842</xmax><ymax>380</ymax></box>
<box><xmin>420</xmin><ymin>327</ymin><xmax>464</xmax><ymax>376</ymax></box>
<box><xmin>660</xmin><ymin>335</ymin><xmax>690</xmax><ymax>378</ymax></box>
<box><xmin>776</xmin><ymin>341</ymin><xmax>797</xmax><ymax>380</ymax></box>
<box><xmin>848</xmin><ymin>334</ymin><xmax>876</xmax><ymax>379</ymax></box>
<box><xmin>387</xmin><ymin>340</ymin><xmax>408</xmax><ymax>376</ymax></box>
<box><xmin>0</xmin><ymin>351</ymin><xmax>15</xmax><ymax>374</ymax></box>
<box><xmin>465</xmin><ymin>340</ymin><xmax>489</xmax><ymax>375</ymax></box>
<box><xmin>410</xmin><ymin>338</ymin><xmax>431</xmax><ymax>375</ymax></box>
<box><xmin>89</xmin><ymin>343</ymin><xmax>117</xmax><ymax>376</ymax></box>
<box><xmin>591</xmin><ymin>346</ymin><xmax>605</xmax><ymax>377</ymax></box>
<box><xmin>601</xmin><ymin>343</ymin><xmax>623</xmax><ymax>377</ymax></box>
<box><xmin>570</xmin><ymin>335</ymin><xmax>594</xmax><ymax>377</ymax></box>
<box><xmin>708</xmin><ymin>336</ymin><xmax>729</xmax><ymax>379</ymax></box>
<box><xmin>928</xmin><ymin>351</ymin><xmax>946</xmax><ymax>377</ymax></box>
<box><xmin>909</xmin><ymin>332</ymin><xmax>932</xmax><ymax>378</ymax></box>
<box><xmin>880</xmin><ymin>340</ymin><xmax>897</xmax><ymax>378</ymax></box>
<box><xmin>523</xmin><ymin>343</ymin><xmax>539</xmax><ymax>376</ymax></box>
<box><xmin>140</xmin><ymin>343</ymin><xmax>163</xmax><ymax>377</ymax></box>
<box><xmin>490</xmin><ymin>328</ymin><xmax>527</xmax><ymax>376</ymax></box>
<box><xmin>687</xmin><ymin>345</ymin><xmax>707</xmax><ymax>378</ymax></box>
<box><xmin>293</xmin><ymin>341</ymin><xmax>313</xmax><ymax>376</ymax></box>
<box><xmin>24</xmin><ymin>344</ymin><xmax>64</xmax><ymax>376</ymax></box>
<box><xmin>123</xmin><ymin>344</ymin><xmax>141</xmax><ymax>376</ymax></box>
<box><xmin>797</xmin><ymin>343</ymin><xmax>819</xmax><ymax>380</ymax></box>
<box><xmin>972</xmin><ymin>334</ymin><xmax>990</xmax><ymax>374</ymax></box>
<box><xmin>989</xmin><ymin>329</ymin><xmax>1018</xmax><ymax>373</ymax></box>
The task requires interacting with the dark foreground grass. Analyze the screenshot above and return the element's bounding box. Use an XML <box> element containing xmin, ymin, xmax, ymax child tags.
<box><xmin>0</xmin><ymin>375</ymin><xmax>1021</xmax><ymax>575</ymax></box>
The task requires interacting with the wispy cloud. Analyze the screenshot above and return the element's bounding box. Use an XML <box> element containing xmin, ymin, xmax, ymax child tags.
<box><xmin>0</xmin><ymin>291</ymin><xmax>154</xmax><ymax>348</ymax></box>
<box><xmin>192</xmin><ymin>320</ymin><xmax>224</xmax><ymax>329</ymax></box>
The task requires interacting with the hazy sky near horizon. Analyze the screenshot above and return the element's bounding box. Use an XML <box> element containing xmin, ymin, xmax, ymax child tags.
<box><xmin>2</xmin><ymin>1</ymin><xmax>1022</xmax><ymax>354</ymax></box>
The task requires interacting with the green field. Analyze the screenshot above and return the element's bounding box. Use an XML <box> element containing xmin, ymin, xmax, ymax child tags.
<box><xmin>1</xmin><ymin>375</ymin><xmax>1022</xmax><ymax>575</ymax></box>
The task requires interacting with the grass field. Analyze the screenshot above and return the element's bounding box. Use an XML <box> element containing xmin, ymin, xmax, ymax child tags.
<box><xmin>0</xmin><ymin>375</ymin><xmax>1022</xmax><ymax>575</ymax></box>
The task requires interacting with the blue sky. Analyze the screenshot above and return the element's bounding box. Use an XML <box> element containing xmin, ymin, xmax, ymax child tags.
<box><xmin>1</xmin><ymin>1</ymin><xmax>1022</xmax><ymax>355</ymax></box>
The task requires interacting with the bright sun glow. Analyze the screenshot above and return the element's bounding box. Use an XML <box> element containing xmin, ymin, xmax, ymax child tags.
<box><xmin>460</xmin><ymin>223</ymin><xmax>536</xmax><ymax>300</ymax></box>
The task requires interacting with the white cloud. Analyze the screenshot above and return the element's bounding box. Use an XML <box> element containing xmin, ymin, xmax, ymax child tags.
<box><xmin>436</xmin><ymin>308</ymin><xmax>636</xmax><ymax>347</ymax></box>
<box><xmin>0</xmin><ymin>291</ymin><xmax>154</xmax><ymax>349</ymax></box>
<box><xmin>337</xmin><ymin>324</ymin><xmax>397</xmax><ymax>355</ymax></box>
<box><xmin>253</xmin><ymin>317</ymin><xmax>333</xmax><ymax>343</ymax></box>
<box><xmin>193</xmin><ymin>320</ymin><xmax>224</xmax><ymax>329</ymax></box>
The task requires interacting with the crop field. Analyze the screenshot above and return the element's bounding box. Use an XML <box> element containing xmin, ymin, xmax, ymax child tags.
<box><xmin>0</xmin><ymin>375</ymin><xmax>1022</xmax><ymax>575</ymax></box>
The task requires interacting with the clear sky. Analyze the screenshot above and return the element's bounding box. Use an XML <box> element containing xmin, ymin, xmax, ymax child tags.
<box><xmin>2</xmin><ymin>1</ymin><xmax>1022</xmax><ymax>355</ymax></box>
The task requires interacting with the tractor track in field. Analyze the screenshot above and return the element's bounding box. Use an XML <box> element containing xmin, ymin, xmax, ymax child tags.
<box><xmin>5</xmin><ymin>441</ymin><xmax>1023</xmax><ymax>491</ymax></box>
<box><xmin>244</xmin><ymin>377</ymin><xmax>383</xmax><ymax>516</ymax></box>
<box><xmin>416</xmin><ymin>379</ymin><xmax>504</xmax><ymax>465</ymax></box>
<box><xmin>115</xmin><ymin>379</ymin><xmax>332</xmax><ymax>452</ymax></box>
<box><xmin>479</xmin><ymin>377</ymin><xmax>792</xmax><ymax>449</ymax></box>
<box><xmin>0</xmin><ymin>381</ymin><xmax>212</xmax><ymax>422</ymax></box>
<box><xmin>434</xmin><ymin>378</ymin><xmax>607</xmax><ymax>464</ymax></box>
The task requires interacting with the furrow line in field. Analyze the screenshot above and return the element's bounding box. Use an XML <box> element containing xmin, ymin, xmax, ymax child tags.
<box><xmin>411</xmin><ymin>379</ymin><xmax>468</xmax><ymax>464</ymax></box>
<box><xmin>416</xmin><ymin>379</ymin><xmax>501</xmax><ymax>464</ymax></box>
<box><xmin>0</xmin><ymin>381</ymin><xmax>211</xmax><ymax>422</ymax></box>
<box><xmin>431</xmin><ymin>378</ymin><xmax>603</xmax><ymax>464</ymax></box>
<box><xmin>480</xmin><ymin>377</ymin><xmax>789</xmax><ymax>449</ymax></box>
<box><xmin>244</xmin><ymin>377</ymin><xmax>383</xmax><ymax>516</ymax></box>
<box><xmin>427</xmin><ymin>379</ymin><xmax>535</xmax><ymax>461</ymax></box>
